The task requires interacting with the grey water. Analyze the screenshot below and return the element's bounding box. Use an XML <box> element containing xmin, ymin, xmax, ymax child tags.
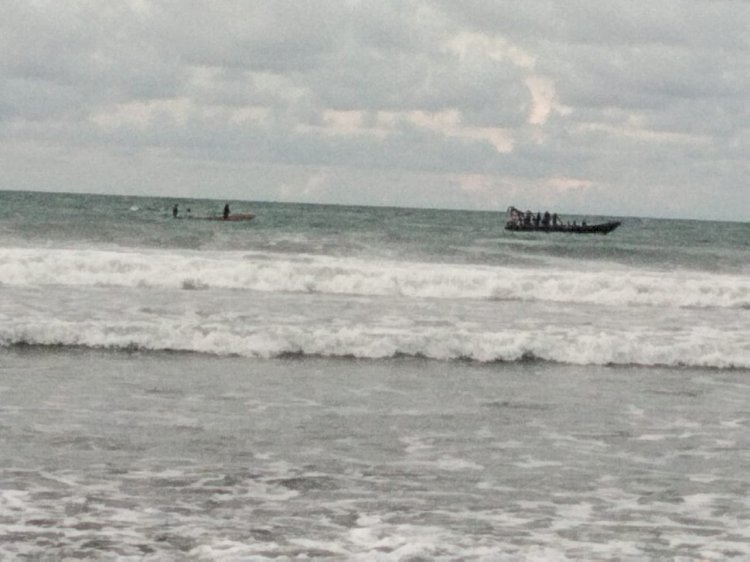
<box><xmin>1</xmin><ymin>190</ymin><xmax>749</xmax><ymax>559</ymax></box>
<box><xmin>2</xmin><ymin>350</ymin><xmax>750</xmax><ymax>560</ymax></box>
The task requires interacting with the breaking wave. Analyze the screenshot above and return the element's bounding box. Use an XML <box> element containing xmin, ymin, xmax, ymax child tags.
<box><xmin>1</xmin><ymin>248</ymin><xmax>748</xmax><ymax>309</ymax></box>
<box><xmin>2</xmin><ymin>319</ymin><xmax>747</xmax><ymax>369</ymax></box>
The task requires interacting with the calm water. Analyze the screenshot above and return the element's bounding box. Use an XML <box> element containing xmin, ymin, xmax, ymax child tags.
<box><xmin>1</xmin><ymin>190</ymin><xmax>749</xmax><ymax>559</ymax></box>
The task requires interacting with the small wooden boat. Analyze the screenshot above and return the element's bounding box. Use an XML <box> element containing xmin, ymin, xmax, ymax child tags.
<box><xmin>203</xmin><ymin>213</ymin><xmax>256</xmax><ymax>222</ymax></box>
<box><xmin>504</xmin><ymin>207</ymin><xmax>620</xmax><ymax>235</ymax></box>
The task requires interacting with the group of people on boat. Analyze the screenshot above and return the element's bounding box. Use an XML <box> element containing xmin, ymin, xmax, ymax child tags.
<box><xmin>507</xmin><ymin>207</ymin><xmax>572</xmax><ymax>228</ymax></box>
<box><xmin>505</xmin><ymin>206</ymin><xmax>592</xmax><ymax>231</ymax></box>
<box><xmin>503</xmin><ymin>205</ymin><xmax>623</xmax><ymax>234</ymax></box>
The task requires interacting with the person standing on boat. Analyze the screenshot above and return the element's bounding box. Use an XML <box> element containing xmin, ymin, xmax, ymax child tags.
<box><xmin>223</xmin><ymin>203</ymin><xmax>230</xmax><ymax>220</ymax></box>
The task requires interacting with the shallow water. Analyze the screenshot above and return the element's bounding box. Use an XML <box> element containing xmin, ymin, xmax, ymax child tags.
<box><xmin>1</xmin><ymin>349</ymin><xmax>749</xmax><ymax>560</ymax></box>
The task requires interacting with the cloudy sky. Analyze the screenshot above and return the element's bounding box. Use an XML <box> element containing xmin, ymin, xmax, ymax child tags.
<box><xmin>1</xmin><ymin>1</ymin><xmax>748</xmax><ymax>220</ymax></box>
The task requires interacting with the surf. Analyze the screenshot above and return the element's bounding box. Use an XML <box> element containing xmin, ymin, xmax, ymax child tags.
<box><xmin>1</xmin><ymin>247</ymin><xmax>748</xmax><ymax>310</ymax></box>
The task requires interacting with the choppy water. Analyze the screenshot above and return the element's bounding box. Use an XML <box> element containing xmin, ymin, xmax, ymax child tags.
<box><xmin>1</xmin><ymin>190</ymin><xmax>749</xmax><ymax>559</ymax></box>
<box><xmin>1</xmin><ymin>190</ymin><xmax>748</xmax><ymax>368</ymax></box>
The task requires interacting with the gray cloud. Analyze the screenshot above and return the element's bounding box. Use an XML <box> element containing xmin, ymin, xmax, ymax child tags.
<box><xmin>0</xmin><ymin>0</ymin><xmax>747</xmax><ymax>220</ymax></box>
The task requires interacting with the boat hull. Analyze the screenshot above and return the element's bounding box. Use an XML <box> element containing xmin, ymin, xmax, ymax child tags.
<box><xmin>505</xmin><ymin>221</ymin><xmax>621</xmax><ymax>234</ymax></box>
<box><xmin>203</xmin><ymin>213</ymin><xmax>256</xmax><ymax>222</ymax></box>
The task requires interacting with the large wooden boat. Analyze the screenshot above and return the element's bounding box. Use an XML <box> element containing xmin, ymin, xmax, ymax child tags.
<box><xmin>505</xmin><ymin>221</ymin><xmax>620</xmax><ymax>234</ymax></box>
<box><xmin>505</xmin><ymin>207</ymin><xmax>620</xmax><ymax>235</ymax></box>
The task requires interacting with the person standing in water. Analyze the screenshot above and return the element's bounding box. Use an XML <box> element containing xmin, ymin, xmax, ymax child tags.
<box><xmin>223</xmin><ymin>204</ymin><xmax>230</xmax><ymax>220</ymax></box>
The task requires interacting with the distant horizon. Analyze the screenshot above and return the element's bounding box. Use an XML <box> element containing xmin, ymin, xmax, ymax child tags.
<box><xmin>2</xmin><ymin>187</ymin><xmax>745</xmax><ymax>224</ymax></box>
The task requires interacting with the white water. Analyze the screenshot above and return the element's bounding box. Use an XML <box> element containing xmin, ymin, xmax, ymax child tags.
<box><xmin>2</xmin><ymin>246</ymin><xmax>749</xmax><ymax>368</ymax></box>
<box><xmin>1</xmin><ymin>247</ymin><xmax>748</xmax><ymax>309</ymax></box>
<box><xmin>2</xmin><ymin>283</ymin><xmax>748</xmax><ymax>369</ymax></box>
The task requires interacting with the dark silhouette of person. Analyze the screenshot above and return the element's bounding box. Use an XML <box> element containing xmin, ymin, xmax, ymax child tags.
<box><xmin>223</xmin><ymin>204</ymin><xmax>230</xmax><ymax>220</ymax></box>
<box><xmin>172</xmin><ymin>204</ymin><xmax>178</xmax><ymax>218</ymax></box>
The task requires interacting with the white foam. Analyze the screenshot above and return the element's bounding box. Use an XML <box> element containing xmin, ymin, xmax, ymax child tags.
<box><xmin>1</xmin><ymin>244</ymin><xmax>748</xmax><ymax>368</ymax></box>
<box><xmin>515</xmin><ymin>458</ymin><xmax>564</xmax><ymax>469</ymax></box>
<box><xmin>2</xmin><ymin>315</ymin><xmax>748</xmax><ymax>369</ymax></box>
<box><xmin>0</xmin><ymin>489</ymin><xmax>31</xmax><ymax>511</ymax></box>
<box><xmin>636</xmin><ymin>434</ymin><xmax>671</xmax><ymax>441</ymax></box>
<box><xmin>433</xmin><ymin>456</ymin><xmax>484</xmax><ymax>471</ymax></box>
<box><xmin>1</xmin><ymin>247</ymin><xmax>748</xmax><ymax>309</ymax></box>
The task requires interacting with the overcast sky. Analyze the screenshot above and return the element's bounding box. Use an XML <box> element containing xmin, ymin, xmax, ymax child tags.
<box><xmin>1</xmin><ymin>1</ymin><xmax>748</xmax><ymax>220</ymax></box>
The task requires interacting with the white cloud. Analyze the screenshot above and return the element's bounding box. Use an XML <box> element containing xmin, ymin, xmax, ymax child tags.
<box><xmin>0</xmin><ymin>0</ymin><xmax>747</xmax><ymax>220</ymax></box>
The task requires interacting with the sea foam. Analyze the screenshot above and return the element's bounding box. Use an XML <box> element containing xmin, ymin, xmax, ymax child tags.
<box><xmin>1</xmin><ymin>247</ymin><xmax>748</xmax><ymax>309</ymax></box>
<box><xmin>3</xmin><ymin>316</ymin><xmax>747</xmax><ymax>369</ymax></box>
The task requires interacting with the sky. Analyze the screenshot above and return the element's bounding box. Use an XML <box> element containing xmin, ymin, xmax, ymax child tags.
<box><xmin>1</xmin><ymin>1</ymin><xmax>748</xmax><ymax>220</ymax></box>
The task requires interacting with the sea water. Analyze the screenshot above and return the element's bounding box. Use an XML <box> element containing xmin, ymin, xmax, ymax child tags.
<box><xmin>0</xmin><ymin>190</ymin><xmax>748</xmax><ymax>559</ymax></box>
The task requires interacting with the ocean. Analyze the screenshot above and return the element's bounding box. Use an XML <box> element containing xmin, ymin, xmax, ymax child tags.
<box><xmin>0</xmin><ymin>189</ymin><xmax>748</xmax><ymax>560</ymax></box>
